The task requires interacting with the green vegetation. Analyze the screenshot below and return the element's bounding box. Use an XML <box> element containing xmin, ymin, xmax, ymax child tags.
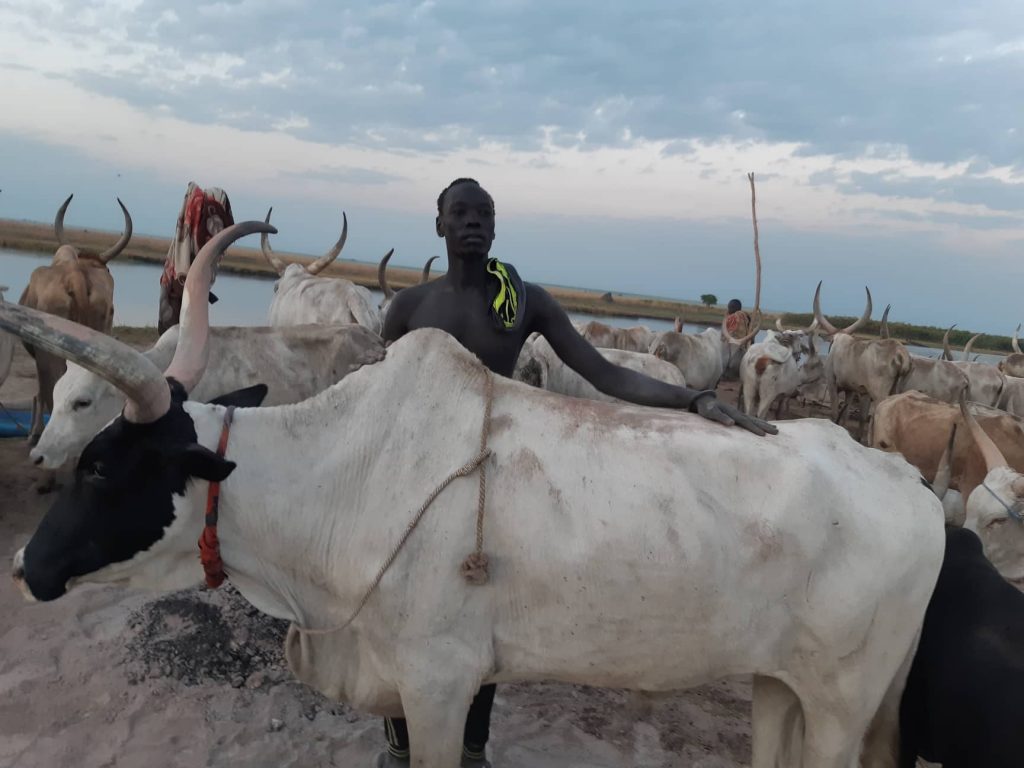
<box><xmin>700</xmin><ymin>293</ymin><xmax>718</xmax><ymax>308</ymax></box>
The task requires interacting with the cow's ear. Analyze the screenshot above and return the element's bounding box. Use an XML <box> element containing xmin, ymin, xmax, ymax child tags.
<box><xmin>179</xmin><ymin>445</ymin><xmax>236</xmax><ymax>482</ymax></box>
<box><xmin>209</xmin><ymin>384</ymin><xmax>268</xmax><ymax>409</ymax></box>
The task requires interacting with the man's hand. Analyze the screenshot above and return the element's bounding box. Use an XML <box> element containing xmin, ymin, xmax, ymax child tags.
<box><xmin>692</xmin><ymin>392</ymin><xmax>778</xmax><ymax>436</ymax></box>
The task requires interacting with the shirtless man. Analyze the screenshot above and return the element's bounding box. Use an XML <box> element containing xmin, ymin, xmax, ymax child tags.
<box><xmin>377</xmin><ymin>178</ymin><xmax>776</xmax><ymax>767</ymax></box>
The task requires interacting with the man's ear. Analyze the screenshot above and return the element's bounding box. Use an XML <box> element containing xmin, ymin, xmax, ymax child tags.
<box><xmin>209</xmin><ymin>384</ymin><xmax>269</xmax><ymax>409</ymax></box>
<box><xmin>178</xmin><ymin>444</ymin><xmax>236</xmax><ymax>482</ymax></box>
<box><xmin>435</xmin><ymin>215</ymin><xmax>444</xmax><ymax>238</ymax></box>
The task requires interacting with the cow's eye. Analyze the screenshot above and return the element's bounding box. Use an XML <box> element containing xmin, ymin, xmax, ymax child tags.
<box><xmin>73</xmin><ymin>399</ymin><xmax>92</xmax><ymax>411</ymax></box>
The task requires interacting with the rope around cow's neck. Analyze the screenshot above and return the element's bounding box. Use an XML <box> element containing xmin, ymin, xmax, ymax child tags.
<box><xmin>292</xmin><ymin>368</ymin><xmax>495</xmax><ymax>637</ymax></box>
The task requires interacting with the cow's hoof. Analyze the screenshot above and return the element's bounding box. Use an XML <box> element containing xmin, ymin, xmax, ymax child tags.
<box><xmin>461</xmin><ymin>756</ymin><xmax>491</xmax><ymax>768</ymax></box>
<box><xmin>374</xmin><ymin>751</ymin><xmax>409</xmax><ymax>767</ymax></box>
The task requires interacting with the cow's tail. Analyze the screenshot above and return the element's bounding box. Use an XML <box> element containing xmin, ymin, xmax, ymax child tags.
<box><xmin>890</xmin><ymin>347</ymin><xmax>913</xmax><ymax>396</ymax></box>
<box><xmin>62</xmin><ymin>270</ymin><xmax>90</xmax><ymax>325</ymax></box>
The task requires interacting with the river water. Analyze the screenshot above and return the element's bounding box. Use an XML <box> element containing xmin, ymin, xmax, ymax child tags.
<box><xmin>0</xmin><ymin>248</ymin><xmax>1002</xmax><ymax>363</ymax></box>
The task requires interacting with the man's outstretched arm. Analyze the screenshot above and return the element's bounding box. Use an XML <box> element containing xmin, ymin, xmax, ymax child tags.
<box><xmin>528</xmin><ymin>285</ymin><xmax>777</xmax><ymax>436</ymax></box>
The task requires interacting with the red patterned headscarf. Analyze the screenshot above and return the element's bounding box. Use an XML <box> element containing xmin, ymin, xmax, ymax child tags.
<box><xmin>158</xmin><ymin>183</ymin><xmax>234</xmax><ymax>332</ymax></box>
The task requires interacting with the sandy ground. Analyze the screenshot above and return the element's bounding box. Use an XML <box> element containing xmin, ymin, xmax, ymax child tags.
<box><xmin>0</xmin><ymin>340</ymin><xmax>849</xmax><ymax>768</ymax></box>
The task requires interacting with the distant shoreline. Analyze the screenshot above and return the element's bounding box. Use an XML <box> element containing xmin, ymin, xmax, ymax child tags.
<box><xmin>0</xmin><ymin>217</ymin><xmax>731</xmax><ymax>325</ymax></box>
<box><xmin>0</xmin><ymin>217</ymin><xmax>1014</xmax><ymax>354</ymax></box>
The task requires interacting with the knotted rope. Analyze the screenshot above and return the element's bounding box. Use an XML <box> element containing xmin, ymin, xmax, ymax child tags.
<box><xmin>294</xmin><ymin>369</ymin><xmax>495</xmax><ymax>636</ymax></box>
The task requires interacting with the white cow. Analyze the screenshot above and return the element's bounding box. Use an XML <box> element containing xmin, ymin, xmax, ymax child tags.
<box><xmin>4</xmin><ymin>222</ymin><xmax>948</xmax><ymax>768</ymax></box>
<box><xmin>0</xmin><ymin>287</ymin><xmax>14</xmax><ymax>391</ymax></box>
<box><xmin>649</xmin><ymin>321</ymin><xmax>724</xmax><ymax>391</ymax></box>
<box><xmin>513</xmin><ymin>334</ymin><xmax>686</xmax><ymax>401</ymax></box>
<box><xmin>898</xmin><ymin>357</ymin><xmax>969</xmax><ymax>405</ymax></box>
<box><xmin>814</xmin><ymin>283</ymin><xmax>912</xmax><ymax>441</ymax></box>
<box><xmin>955</xmin><ymin>396</ymin><xmax>1024</xmax><ymax>588</ymax></box>
<box><xmin>261</xmin><ymin>209</ymin><xmax>383</xmax><ymax>333</ymax></box>
<box><xmin>739</xmin><ymin>323</ymin><xmax>823</xmax><ymax>419</ymax></box>
<box><xmin>999</xmin><ymin>376</ymin><xmax>1024</xmax><ymax>418</ymax></box>
<box><xmin>943</xmin><ymin>332</ymin><xmax>1006</xmax><ymax>407</ymax></box>
<box><xmin>999</xmin><ymin>325</ymin><xmax>1024</xmax><ymax>379</ymax></box>
<box><xmin>29</xmin><ymin>323</ymin><xmax>384</xmax><ymax>470</ymax></box>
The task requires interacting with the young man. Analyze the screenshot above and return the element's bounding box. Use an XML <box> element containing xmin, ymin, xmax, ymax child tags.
<box><xmin>377</xmin><ymin>178</ymin><xmax>775</xmax><ymax>767</ymax></box>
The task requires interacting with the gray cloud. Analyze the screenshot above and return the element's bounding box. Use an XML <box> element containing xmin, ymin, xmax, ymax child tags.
<box><xmin>19</xmin><ymin>0</ymin><xmax>1017</xmax><ymax>169</ymax></box>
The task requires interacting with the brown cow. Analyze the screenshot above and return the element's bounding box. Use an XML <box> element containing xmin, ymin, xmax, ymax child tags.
<box><xmin>18</xmin><ymin>195</ymin><xmax>131</xmax><ymax>447</ymax></box>
<box><xmin>872</xmin><ymin>390</ymin><xmax>1024</xmax><ymax>504</ymax></box>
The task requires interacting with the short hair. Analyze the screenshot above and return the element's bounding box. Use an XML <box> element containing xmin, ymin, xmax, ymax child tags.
<box><xmin>727</xmin><ymin>299</ymin><xmax>742</xmax><ymax>313</ymax></box>
<box><xmin>437</xmin><ymin>178</ymin><xmax>495</xmax><ymax>215</ymax></box>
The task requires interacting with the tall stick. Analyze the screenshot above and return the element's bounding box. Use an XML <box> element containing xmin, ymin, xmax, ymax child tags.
<box><xmin>747</xmin><ymin>172</ymin><xmax>762</xmax><ymax>319</ymax></box>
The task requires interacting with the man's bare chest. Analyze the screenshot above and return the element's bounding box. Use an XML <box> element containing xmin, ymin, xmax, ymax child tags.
<box><xmin>406</xmin><ymin>296</ymin><xmax>527</xmax><ymax>376</ymax></box>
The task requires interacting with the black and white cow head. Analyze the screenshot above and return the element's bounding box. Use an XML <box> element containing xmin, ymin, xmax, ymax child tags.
<box><xmin>6</xmin><ymin>222</ymin><xmax>274</xmax><ymax>602</ymax></box>
<box><xmin>12</xmin><ymin>381</ymin><xmax>267</xmax><ymax>601</ymax></box>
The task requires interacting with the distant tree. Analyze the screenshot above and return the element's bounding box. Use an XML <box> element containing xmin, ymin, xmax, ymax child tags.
<box><xmin>700</xmin><ymin>293</ymin><xmax>718</xmax><ymax>308</ymax></box>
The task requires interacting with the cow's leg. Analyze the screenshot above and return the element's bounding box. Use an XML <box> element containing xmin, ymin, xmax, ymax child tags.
<box><xmin>27</xmin><ymin>394</ymin><xmax>41</xmax><ymax>446</ymax></box>
<box><xmin>861</xmin><ymin>634</ymin><xmax>920</xmax><ymax>768</ymax></box>
<box><xmin>399</xmin><ymin>672</ymin><xmax>485</xmax><ymax>768</ymax></box>
<box><xmin>751</xmin><ymin>674</ymin><xmax>804</xmax><ymax>768</ymax></box>
<box><xmin>857</xmin><ymin>395</ymin><xmax>873</xmax><ymax>444</ymax></box>
<box><xmin>827</xmin><ymin>369</ymin><xmax>841</xmax><ymax>423</ymax></box>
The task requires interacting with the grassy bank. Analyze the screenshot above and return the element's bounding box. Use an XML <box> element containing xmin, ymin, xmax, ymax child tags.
<box><xmin>780</xmin><ymin>313</ymin><xmax>1012</xmax><ymax>355</ymax></box>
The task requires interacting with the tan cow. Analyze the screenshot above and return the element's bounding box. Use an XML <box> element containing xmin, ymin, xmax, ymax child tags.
<box><xmin>578</xmin><ymin>319</ymin><xmax>656</xmax><ymax>353</ymax></box>
<box><xmin>18</xmin><ymin>195</ymin><xmax>132</xmax><ymax>445</ymax></box>
<box><xmin>814</xmin><ymin>283</ymin><xmax>911</xmax><ymax>441</ymax></box>
<box><xmin>872</xmin><ymin>390</ymin><xmax>1024</xmax><ymax>504</ymax></box>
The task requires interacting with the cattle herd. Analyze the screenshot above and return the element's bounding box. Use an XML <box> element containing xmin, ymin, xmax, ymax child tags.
<box><xmin>2</xmin><ymin>188</ymin><xmax>1024</xmax><ymax>768</ymax></box>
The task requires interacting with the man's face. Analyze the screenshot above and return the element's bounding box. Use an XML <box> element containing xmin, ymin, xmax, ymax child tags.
<box><xmin>436</xmin><ymin>183</ymin><xmax>495</xmax><ymax>257</ymax></box>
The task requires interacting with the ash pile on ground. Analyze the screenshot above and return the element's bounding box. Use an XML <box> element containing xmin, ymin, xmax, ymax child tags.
<box><xmin>120</xmin><ymin>583</ymin><xmax>355</xmax><ymax>720</ymax></box>
<box><xmin>122</xmin><ymin>583</ymin><xmax>289</xmax><ymax>688</ymax></box>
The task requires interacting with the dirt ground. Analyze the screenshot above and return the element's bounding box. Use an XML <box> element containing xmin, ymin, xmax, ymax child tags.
<box><xmin>0</xmin><ymin>339</ymin><xmax>846</xmax><ymax>768</ymax></box>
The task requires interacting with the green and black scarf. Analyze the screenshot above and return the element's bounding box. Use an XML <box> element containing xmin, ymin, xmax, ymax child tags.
<box><xmin>486</xmin><ymin>258</ymin><xmax>525</xmax><ymax>331</ymax></box>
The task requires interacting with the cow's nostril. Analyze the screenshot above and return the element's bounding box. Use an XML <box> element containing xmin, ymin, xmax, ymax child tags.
<box><xmin>32</xmin><ymin>455</ymin><xmax>43</xmax><ymax>466</ymax></box>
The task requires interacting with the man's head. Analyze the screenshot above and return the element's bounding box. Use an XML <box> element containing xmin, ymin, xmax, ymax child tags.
<box><xmin>727</xmin><ymin>299</ymin><xmax>742</xmax><ymax>314</ymax></box>
<box><xmin>436</xmin><ymin>178</ymin><xmax>495</xmax><ymax>258</ymax></box>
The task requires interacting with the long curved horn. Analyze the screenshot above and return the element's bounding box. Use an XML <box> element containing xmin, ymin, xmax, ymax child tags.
<box><xmin>932</xmin><ymin>423</ymin><xmax>958</xmax><ymax>500</ymax></box>
<box><xmin>306</xmin><ymin>212</ymin><xmax>347</xmax><ymax>276</ymax></box>
<box><xmin>942</xmin><ymin>325</ymin><xmax>957</xmax><ymax>361</ymax></box>
<box><xmin>97</xmin><ymin>198</ymin><xmax>133</xmax><ymax>263</ymax></box>
<box><xmin>0</xmin><ymin>302</ymin><xmax>170</xmax><ymax>423</ymax></box>
<box><xmin>879</xmin><ymin>304</ymin><xmax>891</xmax><ymax>339</ymax></box>
<box><xmin>421</xmin><ymin>255</ymin><xmax>439</xmax><ymax>283</ymax></box>
<box><xmin>722</xmin><ymin>312</ymin><xmax>761</xmax><ymax>345</ymax></box>
<box><xmin>776</xmin><ymin>317</ymin><xmax>787</xmax><ymax>332</ymax></box>
<box><xmin>259</xmin><ymin>208</ymin><xmax>288</xmax><ymax>276</ymax></box>
<box><xmin>1013</xmin><ymin>324</ymin><xmax>1022</xmax><ymax>354</ymax></box>
<box><xmin>959</xmin><ymin>393</ymin><xmax>1009</xmax><ymax>473</ymax></box>
<box><xmin>377</xmin><ymin>248</ymin><xmax>395</xmax><ymax>299</ymax></box>
<box><xmin>54</xmin><ymin>194</ymin><xmax>74</xmax><ymax>246</ymax></box>
<box><xmin>165</xmin><ymin>221</ymin><xmax>277</xmax><ymax>394</ymax></box>
<box><xmin>813</xmin><ymin>282</ymin><xmax>872</xmax><ymax>337</ymax></box>
<box><xmin>962</xmin><ymin>333</ymin><xmax>981</xmax><ymax>362</ymax></box>
<box><xmin>673</xmin><ymin>317</ymin><xmax>683</xmax><ymax>334</ymax></box>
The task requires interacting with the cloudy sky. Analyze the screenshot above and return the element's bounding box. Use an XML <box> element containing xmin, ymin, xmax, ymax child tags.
<box><xmin>0</xmin><ymin>0</ymin><xmax>1021</xmax><ymax>332</ymax></box>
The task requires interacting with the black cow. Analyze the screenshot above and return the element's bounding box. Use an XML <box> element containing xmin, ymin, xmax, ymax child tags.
<box><xmin>899</xmin><ymin>526</ymin><xmax>1024</xmax><ymax>767</ymax></box>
